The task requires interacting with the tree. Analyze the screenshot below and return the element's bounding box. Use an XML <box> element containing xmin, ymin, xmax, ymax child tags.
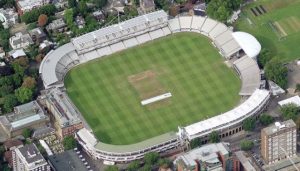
<box><xmin>265</xmin><ymin>58</ymin><xmax>288</xmax><ymax>89</ymax></box>
<box><xmin>68</xmin><ymin>0</ymin><xmax>77</xmax><ymax>8</ymax></box>
<box><xmin>63</xmin><ymin>135</ymin><xmax>77</xmax><ymax>150</ymax></box>
<box><xmin>15</xmin><ymin>87</ymin><xmax>33</xmax><ymax>103</ymax></box>
<box><xmin>12</xmin><ymin>63</ymin><xmax>25</xmax><ymax>77</ymax></box>
<box><xmin>22</xmin><ymin>128</ymin><xmax>31</xmax><ymax>138</ymax></box>
<box><xmin>127</xmin><ymin>160</ymin><xmax>140</xmax><ymax>171</ymax></box>
<box><xmin>13</xmin><ymin>57</ymin><xmax>29</xmax><ymax>69</ymax></box>
<box><xmin>174</xmin><ymin>0</ymin><xmax>186</xmax><ymax>4</ymax></box>
<box><xmin>2</xmin><ymin>94</ymin><xmax>18</xmax><ymax>113</ymax></box>
<box><xmin>243</xmin><ymin>117</ymin><xmax>255</xmax><ymax>131</ymax></box>
<box><xmin>0</xmin><ymin>65</ymin><xmax>13</xmax><ymax>76</ymax></box>
<box><xmin>38</xmin><ymin>14</ymin><xmax>48</xmax><ymax>27</ymax></box>
<box><xmin>296</xmin><ymin>83</ymin><xmax>300</xmax><ymax>92</ymax></box>
<box><xmin>190</xmin><ymin>137</ymin><xmax>201</xmax><ymax>149</ymax></box>
<box><xmin>13</xmin><ymin>74</ymin><xmax>23</xmax><ymax>88</ymax></box>
<box><xmin>21</xmin><ymin>4</ymin><xmax>56</xmax><ymax>24</ymax></box>
<box><xmin>259</xmin><ymin>114</ymin><xmax>274</xmax><ymax>126</ymax></box>
<box><xmin>78</xmin><ymin>1</ymin><xmax>88</xmax><ymax>16</ymax></box>
<box><xmin>144</xmin><ymin>152</ymin><xmax>160</xmax><ymax>165</ymax></box>
<box><xmin>206</xmin><ymin>0</ymin><xmax>232</xmax><ymax>22</ymax></box>
<box><xmin>0</xmin><ymin>28</ymin><xmax>10</xmax><ymax>51</ymax></box>
<box><xmin>154</xmin><ymin>0</ymin><xmax>170</xmax><ymax>11</ymax></box>
<box><xmin>0</xmin><ymin>85</ymin><xmax>14</xmax><ymax>97</ymax></box>
<box><xmin>94</xmin><ymin>0</ymin><xmax>107</xmax><ymax>8</ymax></box>
<box><xmin>257</xmin><ymin>48</ymin><xmax>272</xmax><ymax>68</ymax></box>
<box><xmin>158</xmin><ymin>158</ymin><xmax>172</xmax><ymax>169</ymax></box>
<box><xmin>240</xmin><ymin>139</ymin><xmax>254</xmax><ymax>151</ymax></box>
<box><xmin>22</xmin><ymin>77</ymin><xmax>37</xmax><ymax>90</ymax></box>
<box><xmin>105</xmin><ymin>166</ymin><xmax>118</xmax><ymax>171</ymax></box>
<box><xmin>281</xmin><ymin>103</ymin><xmax>299</xmax><ymax>121</ymax></box>
<box><xmin>35</xmin><ymin>54</ymin><xmax>44</xmax><ymax>63</ymax></box>
<box><xmin>139</xmin><ymin>164</ymin><xmax>151</xmax><ymax>171</ymax></box>
<box><xmin>209</xmin><ymin>131</ymin><xmax>220</xmax><ymax>143</ymax></box>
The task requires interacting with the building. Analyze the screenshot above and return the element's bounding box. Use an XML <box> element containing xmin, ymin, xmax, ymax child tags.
<box><xmin>193</xmin><ymin>3</ymin><xmax>206</xmax><ymax>16</ymax></box>
<box><xmin>41</xmin><ymin>88</ymin><xmax>84</xmax><ymax>139</ymax></box>
<box><xmin>46</xmin><ymin>18</ymin><xmax>67</xmax><ymax>33</ymax></box>
<box><xmin>29</xmin><ymin>27</ymin><xmax>47</xmax><ymax>44</ymax></box>
<box><xmin>12</xmin><ymin>143</ymin><xmax>51</xmax><ymax>171</ymax></box>
<box><xmin>3</xmin><ymin>139</ymin><xmax>24</xmax><ymax>168</ymax></box>
<box><xmin>0</xmin><ymin>8</ymin><xmax>18</xmax><ymax>28</ymax></box>
<box><xmin>234</xmin><ymin>151</ymin><xmax>256</xmax><ymax>171</ymax></box>
<box><xmin>0</xmin><ymin>101</ymin><xmax>49</xmax><ymax>138</ymax></box>
<box><xmin>8</xmin><ymin>49</ymin><xmax>27</xmax><ymax>60</ymax></box>
<box><xmin>48</xmin><ymin>150</ymin><xmax>89</xmax><ymax>171</ymax></box>
<box><xmin>16</xmin><ymin>0</ymin><xmax>51</xmax><ymax>15</ymax></box>
<box><xmin>75</xmin><ymin>16</ymin><xmax>86</xmax><ymax>29</ymax></box>
<box><xmin>174</xmin><ymin>142</ymin><xmax>231</xmax><ymax>171</ymax></box>
<box><xmin>9</xmin><ymin>32</ymin><xmax>34</xmax><ymax>50</ymax></box>
<box><xmin>92</xmin><ymin>10</ymin><xmax>105</xmax><ymax>21</ymax></box>
<box><xmin>261</xmin><ymin>120</ymin><xmax>297</xmax><ymax>164</ymax></box>
<box><xmin>139</xmin><ymin>0</ymin><xmax>155</xmax><ymax>14</ymax></box>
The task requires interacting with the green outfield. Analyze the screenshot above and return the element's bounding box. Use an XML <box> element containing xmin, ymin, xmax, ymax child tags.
<box><xmin>235</xmin><ymin>0</ymin><xmax>300</xmax><ymax>61</ymax></box>
<box><xmin>64</xmin><ymin>32</ymin><xmax>240</xmax><ymax>145</ymax></box>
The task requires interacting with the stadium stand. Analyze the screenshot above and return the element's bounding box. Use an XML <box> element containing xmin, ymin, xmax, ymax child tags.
<box><xmin>182</xmin><ymin>89</ymin><xmax>270</xmax><ymax>140</ymax></box>
<box><xmin>233</xmin><ymin>55</ymin><xmax>261</xmax><ymax>95</ymax></box>
<box><xmin>39</xmin><ymin>11</ymin><xmax>269</xmax><ymax>162</ymax></box>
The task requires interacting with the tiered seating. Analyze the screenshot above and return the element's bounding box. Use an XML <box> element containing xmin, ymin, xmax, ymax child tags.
<box><xmin>219</xmin><ymin>39</ymin><xmax>241</xmax><ymax>58</ymax></box>
<box><xmin>162</xmin><ymin>27</ymin><xmax>171</xmax><ymax>35</ymax></box>
<box><xmin>168</xmin><ymin>18</ymin><xmax>180</xmax><ymax>32</ymax></box>
<box><xmin>96</xmin><ymin>46</ymin><xmax>112</xmax><ymax>56</ymax></box>
<box><xmin>190</xmin><ymin>16</ymin><xmax>206</xmax><ymax>32</ymax></box>
<box><xmin>110</xmin><ymin>41</ymin><xmax>126</xmax><ymax>53</ymax></box>
<box><xmin>149</xmin><ymin>29</ymin><xmax>164</xmax><ymax>40</ymax></box>
<box><xmin>84</xmin><ymin>50</ymin><xmax>99</xmax><ymax>61</ymax></box>
<box><xmin>214</xmin><ymin>30</ymin><xmax>234</xmax><ymax>47</ymax></box>
<box><xmin>123</xmin><ymin>37</ymin><xmax>139</xmax><ymax>48</ymax></box>
<box><xmin>67</xmin><ymin>51</ymin><xmax>80</xmax><ymax>61</ymax></box>
<box><xmin>233</xmin><ymin>56</ymin><xmax>261</xmax><ymax>96</ymax></box>
<box><xmin>200</xmin><ymin>18</ymin><xmax>218</xmax><ymax>35</ymax></box>
<box><xmin>208</xmin><ymin>23</ymin><xmax>228</xmax><ymax>40</ymax></box>
<box><xmin>136</xmin><ymin>33</ymin><xmax>152</xmax><ymax>44</ymax></box>
<box><xmin>179</xmin><ymin>16</ymin><xmax>192</xmax><ymax>31</ymax></box>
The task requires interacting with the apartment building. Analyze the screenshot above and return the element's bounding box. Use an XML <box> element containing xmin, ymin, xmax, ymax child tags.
<box><xmin>261</xmin><ymin>120</ymin><xmax>297</xmax><ymax>164</ymax></box>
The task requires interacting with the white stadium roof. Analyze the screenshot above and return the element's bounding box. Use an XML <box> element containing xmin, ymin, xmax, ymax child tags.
<box><xmin>184</xmin><ymin>89</ymin><xmax>269</xmax><ymax>139</ymax></box>
<box><xmin>232</xmin><ymin>32</ymin><xmax>261</xmax><ymax>58</ymax></box>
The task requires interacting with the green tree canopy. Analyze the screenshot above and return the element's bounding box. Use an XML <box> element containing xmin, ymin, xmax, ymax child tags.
<box><xmin>22</xmin><ymin>128</ymin><xmax>31</xmax><ymax>138</ymax></box>
<box><xmin>144</xmin><ymin>152</ymin><xmax>160</xmax><ymax>165</ymax></box>
<box><xmin>105</xmin><ymin>165</ymin><xmax>118</xmax><ymax>171</ymax></box>
<box><xmin>240</xmin><ymin>139</ymin><xmax>254</xmax><ymax>151</ymax></box>
<box><xmin>158</xmin><ymin>158</ymin><xmax>172</xmax><ymax>169</ymax></box>
<box><xmin>21</xmin><ymin>4</ymin><xmax>56</xmax><ymax>24</ymax></box>
<box><xmin>139</xmin><ymin>164</ymin><xmax>151</xmax><ymax>171</ymax></box>
<box><xmin>243</xmin><ymin>117</ymin><xmax>255</xmax><ymax>131</ymax></box>
<box><xmin>209</xmin><ymin>131</ymin><xmax>220</xmax><ymax>143</ymax></box>
<box><xmin>93</xmin><ymin>0</ymin><xmax>108</xmax><ymax>8</ymax></box>
<box><xmin>280</xmin><ymin>103</ymin><xmax>299</xmax><ymax>121</ymax></box>
<box><xmin>259</xmin><ymin>114</ymin><xmax>274</xmax><ymax>126</ymax></box>
<box><xmin>127</xmin><ymin>160</ymin><xmax>140</xmax><ymax>171</ymax></box>
<box><xmin>190</xmin><ymin>137</ymin><xmax>201</xmax><ymax>149</ymax></box>
<box><xmin>265</xmin><ymin>58</ymin><xmax>288</xmax><ymax>89</ymax></box>
<box><xmin>257</xmin><ymin>48</ymin><xmax>272</xmax><ymax>68</ymax></box>
<box><xmin>63</xmin><ymin>135</ymin><xmax>77</xmax><ymax>150</ymax></box>
<box><xmin>206</xmin><ymin>0</ymin><xmax>242</xmax><ymax>22</ymax></box>
<box><xmin>2</xmin><ymin>94</ymin><xmax>18</xmax><ymax>113</ymax></box>
<box><xmin>15</xmin><ymin>87</ymin><xmax>33</xmax><ymax>103</ymax></box>
<box><xmin>68</xmin><ymin>0</ymin><xmax>77</xmax><ymax>8</ymax></box>
<box><xmin>78</xmin><ymin>1</ymin><xmax>88</xmax><ymax>16</ymax></box>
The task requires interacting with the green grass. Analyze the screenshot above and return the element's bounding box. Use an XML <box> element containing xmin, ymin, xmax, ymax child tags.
<box><xmin>65</xmin><ymin>32</ymin><xmax>240</xmax><ymax>145</ymax></box>
<box><xmin>235</xmin><ymin>0</ymin><xmax>300</xmax><ymax>61</ymax></box>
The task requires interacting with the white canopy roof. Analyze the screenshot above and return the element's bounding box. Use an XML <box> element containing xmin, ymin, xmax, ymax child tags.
<box><xmin>278</xmin><ymin>96</ymin><xmax>300</xmax><ymax>107</ymax></box>
<box><xmin>232</xmin><ymin>32</ymin><xmax>261</xmax><ymax>58</ymax></box>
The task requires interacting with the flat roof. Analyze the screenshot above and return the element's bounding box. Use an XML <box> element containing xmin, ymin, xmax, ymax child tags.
<box><xmin>232</xmin><ymin>32</ymin><xmax>261</xmax><ymax>58</ymax></box>
<box><xmin>278</xmin><ymin>96</ymin><xmax>300</xmax><ymax>107</ymax></box>
<box><xmin>48</xmin><ymin>150</ymin><xmax>88</xmax><ymax>171</ymax></box>
<box><xmin>262</xmin><ymin>119</ymin><xmax>296</xmax><ymax>135</ymax></box>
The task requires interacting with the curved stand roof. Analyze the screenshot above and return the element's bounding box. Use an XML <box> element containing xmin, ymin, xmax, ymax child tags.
<box><xmin>232</xmin><ymin>32</ymin><xmax>261</xmax><ymax>58</ymax></box>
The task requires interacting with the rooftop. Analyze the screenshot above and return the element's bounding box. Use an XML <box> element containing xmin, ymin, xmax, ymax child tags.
<box><xmin>17</xmin><ymin>143</ymin><xmax>45</xmax><ymax>164</ymax></box>
<box><xmin>278</xmin><ymin>95</ymin><xmax>300</xmax><ymax>107</ymax></box>
<box><xmin>48</xmin><ymin>150</ymin><xmax>88</xmax><ymax>171</ymax></box>
<box><xmin>262</xmin><ymin>119</ymin><xmax>296</xmax><ymax>135</ymax></box>
<box><xmin>232</xmin><ymin>32</ymin><xmax>261</xmax><ymax>58</ymax></box>
<box><xmin>235</xmin><ymin>151</ymin><xmax>256</xmax><ymax>171</ymax></box>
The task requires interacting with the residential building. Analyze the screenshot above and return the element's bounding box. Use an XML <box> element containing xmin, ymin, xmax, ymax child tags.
<box><xmin>8</xmin><ymin>48</ymin><xmax>27</xmax><ymax>59</ymax></box>
<box><xmin>0</xmin><ymin>8</ymin><xmax>18</xmax><ymax>29</ymax></box>
<box><xmin>0</xmin><ymin>46</ymin><xmax>5</xmax><ymax>58</ymax></box>
<box><xmin>174</xmin><ymin>142</ymin><xmax>231</xmax><ymax>171</ymax></box>
<box><xmin>3</xmin><ymin>139</ymin><xmax>23</xmax><ymax>151</ymax></box>
<box><xmin>139</xmin><ymin>0</ymin><xmax>155</xmax><ymax>14</ymax></box>
<box><xmin>261</xmin><ymin>120</ymin><xmax>297</xmax><ymax>164</ymax></box>
<box><xmin>234</xmin><ymin>151</ymin><xmax>256</xmax><ymax>171</ymax></box>
<box><xmin>46</xmin><ymin>18</ymin><xmax>67</xmax><ymax>33</ymax></box>
<box><xmin>92</xmin><ymin>10</ymin><xmax>105</xmax><ymax>21</ymax></box>
<box><xmin>9</xmin><ymin>32</ymin><xmax>34</xmax><ymax>50</ymax></box>
<box><xmin>48</xmin><ymin>150</ymin><xmax>89</xmax><ymax>171</ymax></box>
<box><xmin>41</xmin><ymin>88</ymin><xmax>84</xmax><ymax>139</ymax></box>
<box><xmin>75</xmin><ymin>16</ymin><xmax>85</xmax><ymax>29</ymax></box>
<box><xmin>12</xmin><ymin>143</ymin><xmax>51</xmax><ymax>171</ymax></box>
<box><xmin>16</xmin><ymin>0</ymin><xmax>51</xmax><ymax>15</ymax></box>
<box><xmin>29</xmin><ymin>27</ymin><xmax>47</xmax><ymax>44</ymax></box>
<box><xmin>0</xmin><ymin>101</ymin><xmax>50</xmax><ymax>138</ymax></box>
